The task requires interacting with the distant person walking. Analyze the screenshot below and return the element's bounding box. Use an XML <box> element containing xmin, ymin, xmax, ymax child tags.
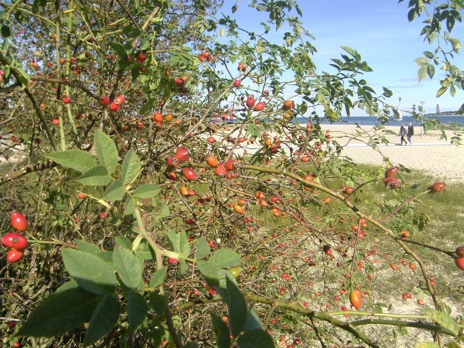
<box><xmin>399</xmin><ymin>123</ymin><xmax>407</xmax><ymax>145</ymax></box>
<box><xmin>407</xmin><ymin>122</ymin><xmax>414</xmax><ymax>145</ymax></box>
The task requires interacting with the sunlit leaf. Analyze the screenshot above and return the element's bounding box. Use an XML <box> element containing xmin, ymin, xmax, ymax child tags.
<box><xmin>83</xmin><ymin>293</ymin><xmax>121</xmax><ymax>347</ymax></box>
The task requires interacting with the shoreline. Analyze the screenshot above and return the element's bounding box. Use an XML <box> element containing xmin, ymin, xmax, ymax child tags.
<box><xmin>1</xmin><ymin>124</ymin><xmax>463</xmax><ymax>183</ymax></box>
<box><xmin>323</xmin><ymin>124</ymin><xmax>464</xmax><ymax>183</ymax></box>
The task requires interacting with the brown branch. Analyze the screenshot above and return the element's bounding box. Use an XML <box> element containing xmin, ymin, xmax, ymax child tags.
<box><xmin>30</xmin><ymin>76</ymin><xmax>99</xmax><ymax>100</ymax></box>
<box><xmin>0</xmin><ymin>52</ymin><xmax>57</xmax><ymax>150</ymax></box>
<box><xmin>0</xmin><ymin>160</ymin><xmax>57</xmax><ymax>186</ymax></box>
<box><xmin>239</xmin><ymin>163</ymin><xmax>442</xmax><ymax>312</ymax></box>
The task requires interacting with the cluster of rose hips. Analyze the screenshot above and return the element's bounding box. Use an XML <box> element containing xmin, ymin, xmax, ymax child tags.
<box><xmin>1</xmin><ymin>212</ymin><xmax>28</xmax><ymax>263</ymax></box>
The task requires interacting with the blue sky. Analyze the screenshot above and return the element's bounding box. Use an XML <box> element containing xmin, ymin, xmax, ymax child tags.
<box><xmin>220</xmin><ymin>0</ymin><xmax>464</xmax><ymax>115</ymax></box>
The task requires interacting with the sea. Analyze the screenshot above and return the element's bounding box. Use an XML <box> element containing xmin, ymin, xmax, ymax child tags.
<box><xmin>295</xmin><ymin>115</ymin><xmax>464</xmax><ymax>127</ymax></box>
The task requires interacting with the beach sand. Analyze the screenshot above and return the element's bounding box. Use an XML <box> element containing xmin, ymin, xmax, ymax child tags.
<box><xmin>1</xmin><ymin>123</ymin><xmax>462</xmax><ymax>183</ymax></box>
<box><xmin>325</xmin><ymin>124</ymin><xmax>464</xmax><ymax>183</ymax></box>
<box><xmin>213</xmin><ymin>122</ymin><xmax>463</xmax><ymax>183</ymax></box>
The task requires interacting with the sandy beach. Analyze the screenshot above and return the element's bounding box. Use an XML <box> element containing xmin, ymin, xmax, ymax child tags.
<box><xmin>324</xmin><ymin>124</ymin><xmax>464</xmax><ymax>183</ymax></box>
<box><xmin>213</xmin><ymin>122</ymin><xmax>464</xmax><ymax>183</ymax></box>
<box><xmin>1</xmin><ymin>123</ymin><xmax>462</xmax><ymax>183</ymax></box>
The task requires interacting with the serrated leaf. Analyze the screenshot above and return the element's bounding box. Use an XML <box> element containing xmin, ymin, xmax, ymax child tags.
<box><xmin>115</xmin><ymin>235</ymin><xmax>132</xmax><ymax>250</ymax></box>
<box><xmin>209</xmin><ymin>249</ymin><xmax>240</xmax><ymax>268</ymax></box>
<box><xmin>124</xmin><ymin>196</ymin><xmax>136</xmax><ymax>216</ymax></box>
<box><xmin>149</xmin><ymin>267</ymin><xmax>167</xmax><ymax>288</ymax></box>
<box><xmin>436</xmin><ymin>86</ymin><xmax>448</xmax><ymax>98</ymax></box>
<box><xmin>166</xmin><ymin>229</ymin><xmax>190</xmax><ymax>258</ymax></box>
<box><xmin>62</xmin><ymin>249</ymin><xmax>117</xmax><ymax>295</ymax></box>
<box><xmin>121</xmin><ymin>149</ymin><xmax>141</xmax><ymax>185</ymax></box>
<box><xmin>109</xmin><ymin>42</ymin><xmax>127</xmax><ymax>58</ymax></box>
<box><xmin>127</xmin><ymin>291</ymin><xmax>148</xmax><ymax>332</ymax></box>
<box><xmin>46</xmin><ymin>150</ymin><xmax>97</xmax><ymax>173</ymax></box>
<box><xmin>225</xmin><ymin>277</ymin><xmax>247</xmax><ymax>337</ymax></box>
<box><xmin>18</xmin><ymin>288</ymin><xmax>99</xmax><ymax>337</ymax></box>
<box><xmin>75</xmin><ymin>240</ymin><xmax>103</xmax><ymax>255</ymax></box>
<box><xmin>415</xmin><ymin>57</ymin><xmax>429</xmax><ymax>67</ymax></box>
<box><xmin>158</xmin><ymin>202</ymin><xmax>170</xmax><ymax>218</ymax></box>
<box><xmin>197</xmin><ymin>260</ymin><xmax>220</xmax><ymax>287</ymax></box>
<box><xmin>427</xmin><ymin>64</ymin><xmax>435</xmax><ymax>79</ymax></box>
<box><xmin>236</xmin><ymin>330</ymin><xmax>275</xmax><ymax>348</ymax></box>
<box><xmin>55</xmin><ymin>279</ymin><xmax>79</xmax><ymax>294</ymax></box>
<box><xmin>133</xmin><ymin>183</ymin><xmax>161</xmax><ymax>198</ymax></box>
<box><xmin>15</xmin><ymin>67</ymin><xmax>30</xmax><ymax>89</ymax></box>
<box><xmin>418</xmin><ymin>66</ymin><xmax>427</xmax><ymax>82</ymax></box>
<box><xmin>449</xmin><ymin>38</ymin><xmax>461</xmax><ymax>52</ymax></box>
<box><xmin>212</xmin><ymin>313</ymin><xmax>231</xmax><ymax>348</ymax></box>
<box><xmin>113</xmin><ymin>246</ymin><xmax>144</xmax><ymax>290</ymax></box>
<box><xmin>148</xmin><ymin>292</ymin><xmax>166</xmax><ymax>318</ymax></box>
<box><xmin>83</xmin><ymin>293</ymin><xmax>122</xmax><ymax>347</ymax></box>
<box><xmin>423</xmin><ymin>309</ymin><xmax>459</xmax><ymax>336</ymax></box>
<box><xmin>180</xmin><ymin>258</ymin><xmax>188</xmax><ymax>275</ymax></box>
<box><xmin>196</xmin><ymin>237</ymin><xmax>210</xmax><ymax>259</ymax></box>
<box><xmin>94</xmin><ymin>131</ymin><xmax>118</xmax><ymax>175</ymax></box>
<box><xmin>244</xmin><ymin>308</ymin><xmax>264</xmax><ymax>332</ymax></box>
<box><xmin>102</xmin><ymin>180</ymin><xmax>125</xmax><ymax>201</ymax></box>
<box><xmin>77</xmin><ymin>165</ymin><xmax>112</xmax><ymax>186</ymax></box>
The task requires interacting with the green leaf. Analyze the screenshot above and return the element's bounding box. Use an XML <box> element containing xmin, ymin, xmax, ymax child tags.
<box><xmin>209</xmin><ymin>249</ymin><xmax>240</xmax><ymax>268</ymax></box>
<box><xmin>133</xmin><ymin>183</ymin><xmax>161</xmax><ymax>198</ymax></box>
<box><xmin>148</xmin><ymin>292</ymin><xmax>166</xmax><ymax>318</ymax></box>
<box><xmin>196</xmin><ymin>237</ymin><xmax>210</xmax><ymax>259</ymax></box>
<box><xmin>449</xmin><ymin>38</ymin><xmax>461</xmax><ymax>52</ymax></box>
<box><xmin>113</xmin><ymin>246</ymin><xmax>144</xmax><ymax>290</ymax></box>
<box><xmin>15</xmin><ymin>67</ymin><xmax>30</xmax><ymax>89</ymax></box>
<box><xmin>415</xmin><ymin>57</ymin><xmax>429</xmax><ymax>67</ymax></box>
<box><xmin>416</xmin><ymin>343</ymin><xmax>440</xmax><ymax>348</ymax></box>
<box><xmin>236</xmin><ymin>330</ymin><xmax>275</xmax><ymax>348</ymax></box>
<box><xmin>225</xmin><ymin>277</ymin><xmax>247</xmax><ymax>337</ymax></box>
<box><xmin>212</xmin><ymin>313</ymin><xmax>231</xmax><ymax>348</ymax></box>
<box><xmin>1</xmin><ymin>24</ymin><xmax>11</xmax><ymax>37</ymax></box>
<box><xmin>127</xmin><ymin>291</ymin><xmax>148</xmax><ymax>332</ymax></box>
<box><xmin>115</xmin><ymin>235</ymin><xmax>132</xmax><ymax>250</ymax></box>
<box><xmin>94</xmin><ymin>131</ymin><xmax>118</xmax><ymax>175</ymax></box>
<box><xmin>55</xmin><ymin>279</ymin><xmax>79</xmax><ymax>294</ymax></box>
<box><xmin>149</xmin><ymin>267</ymin><xmax>167</xmax><ymax>288</ymax></box>
<box><xmin>109</xmin><ymin>42</ymin><xmax>127</xmax><ymax>58</ymax></box>
<box><xmin>77</xmin><ymin>165</ymin><xmax>112</xmax><ymax>186</ymax></box>
<box><xmin>121</xmin><ymin>149</ymin><xmax>141</xmax><ymax>186</ymax></box>
<box><xmin>444</xmin><ymin>341</ymin><xmax>462</xmax><ymax>348</ymax></box>
<box><xmin>62</xmin><ymin>249</ymin><xmax>117</xmax><ymax>295</ymax></box>
<box><xmin>158</xmin><ymin>202</ymin><xmax>170</xmax><ymax>218</ymax></box>
<box><xmin>102</xmin><ymin>180</ymin><xmax>126</xmax><ymax>202</ymax></box>
<box><xmin>46</xmin><ymin>150</ymin><xmax>98</xmax><ymax>173</ymax></box>
<box><xmin>124</xmin><ymin>197</ymin><xmax>136</xmax><ymax>216</ymax></box>
<box><xmin>417</xmin><ymin>66</ymin><xmax>427</xmax><ymax>82</ymax></box>
<box><xmin>244</xmin><ymin>308</ymin><xmax>264</xmax><ymax>332</ymax></box>
<box><xmin>436</xmin><ymin>86</ymin><xmax>448</xmax><ymax>98</ymax></box>
<box><xmin>423</xmin><ymin>309</ymin><xmax>459</xmax><ymax>336</ymax></box>
<box><xmin>427</xmin><ymin>64</ymin><xmax>435</xmax><ymax>79</ymax></box>
<box><xmin>75</xmin><ymin>240</ymin><xmax>103</xmax><ymax>255</ymax></box>
<box><xmin>197</xmin><ymin>260</ymin><xmax>220</xmax><ymax>287</ymax></box>
<box><xmin>83</xmin><ymin>293</ymin><xmax>122</xmax><ymax>347</ymax></box>
<box><xmin>18</xmin><ymin>288</ymin><xmax>99</xmax><ymax>337</ymax></box>
<box><xmin>166</xmin><ymin>229</ymin><xmax>190</xmax><ymax>258</ymax></box>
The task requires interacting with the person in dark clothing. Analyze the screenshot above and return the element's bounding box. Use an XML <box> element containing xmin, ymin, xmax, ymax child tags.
<box><xmin>399</xmin><ymin>123</ymin><xmax>407</xmax><ymax>145</ymax></box>
<box><xmin>407</xmin><ymin>122</ymin><xmax>414</xmax><ymax>145</ymax></box>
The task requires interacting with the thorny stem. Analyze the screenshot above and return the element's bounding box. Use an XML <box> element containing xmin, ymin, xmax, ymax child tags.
<box><xmin>133</xmin><ymin>207</ymin><xmax>182</xmax><ymax>347</ymax></box>
<box><xmin>239</xmin><ymin>163</ymin><xmax>442</xmax><ymax>313</ymax></box>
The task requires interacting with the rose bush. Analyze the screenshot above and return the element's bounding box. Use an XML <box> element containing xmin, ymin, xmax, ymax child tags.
<box><xmin>0</xmin><ymin>0</ymin><xmax>463</xmax><ymax>347</ymax></box>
